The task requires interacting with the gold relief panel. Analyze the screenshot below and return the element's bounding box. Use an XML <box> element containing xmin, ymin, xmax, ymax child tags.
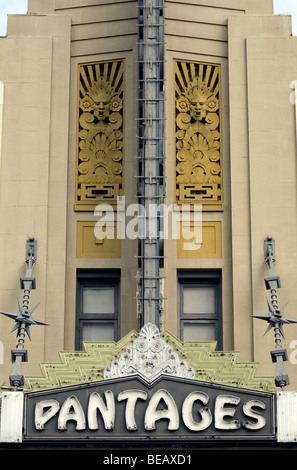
<box><xmin>77</xmin><ymin>221</ymin><xmax>121</xmax><ymax>259</ymax></box>
<box><xmin>75</xmin><ymin>60</ymin><xmax>124</xmax><ymax>211</ymax></box>
<box><xmin>174</xmin><ymin>60</ymin><xmax>222</xmax><ymax>211</ymax></box>
<box><xmin>177</xmin><ymin>221</ymin><xmax>222</xmax><ymax>259</ymax></box>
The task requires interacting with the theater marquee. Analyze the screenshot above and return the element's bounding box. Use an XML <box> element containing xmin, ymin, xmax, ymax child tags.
<box><xmin>24</xmin><ymin>375</ymin><xmax>275</xmax><ymax>440</ymax></box>
<box><xmin>23</xmin><ymin>324</ymin><xmax>275</xmax><ymax>442</ymax></box>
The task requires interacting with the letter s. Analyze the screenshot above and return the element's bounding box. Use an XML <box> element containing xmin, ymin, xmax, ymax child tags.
<box><xmin>242</xmin><ymin>400</ymin><xmax>266</xmax><ymax>430</ymax></box>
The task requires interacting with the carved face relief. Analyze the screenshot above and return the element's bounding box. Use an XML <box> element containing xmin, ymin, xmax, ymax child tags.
<box><xmin>104</xmin><ymin>323</ymin><xmax>195</xmax><ymax>382</ymax></box>
<box><xmin>189</xmin><ymin>91</ymin><xmax>218</xmax><ymax>123</ymax></box>
<box><xmin>86</xmin><ymin>78</ymin><xmax>114</xmax><ymax>121</ymax></box>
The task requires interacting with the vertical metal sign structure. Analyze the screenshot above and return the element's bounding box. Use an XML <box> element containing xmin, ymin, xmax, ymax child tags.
<box><xmin>253</xmin><ymin>237</ymin><xmax>297</xmax><ymax>389</ymax></box>
<box><xmin>0</xmin><ymin>238</ymin><xmax>47</xmax><ymax>390</ymax></box>
<box><xmin>137</xmin><ymin>0</ymin><xmax>165</xmax><ymax>327</ymax></box>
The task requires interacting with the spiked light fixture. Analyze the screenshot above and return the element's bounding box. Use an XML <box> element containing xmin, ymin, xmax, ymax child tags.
<box><xmin>0</xmin><ymin>238</ymin><xmax>47</xmax><ymax>389</ymax></box>
<box><xmin>252</xmin><ymin>237</ymin><xmax>297</xmax><ymax>389</ymax></box>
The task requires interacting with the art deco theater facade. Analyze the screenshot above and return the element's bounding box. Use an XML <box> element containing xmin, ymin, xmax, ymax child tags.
<box><xmin>1</xmin><ymin>0</ymin><xmax>297</xmax><ymax>452</ymax></box>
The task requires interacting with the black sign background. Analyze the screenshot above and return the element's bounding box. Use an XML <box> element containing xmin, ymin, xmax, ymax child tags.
<box><xmin>24</xmin><ymin>375</ymin><xmax>275</xmax><ymax>441</ymax></box>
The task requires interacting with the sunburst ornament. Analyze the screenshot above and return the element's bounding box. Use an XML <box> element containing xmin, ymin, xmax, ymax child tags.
<box><xmin>252</xmin><ymin>299</ymin><xmax>297</xmax><ymax>338</ymax></box>
<box><xmin>0</xmin><ymin>298</ymin><xmax>47</xmax><ymax>341</ymax></box>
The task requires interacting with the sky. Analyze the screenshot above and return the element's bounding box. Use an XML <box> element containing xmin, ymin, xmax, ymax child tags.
<box><xmin>0</xmin><ymin>0</ymin><xmax>296</xmax><ymax>35</ymax></box>
<box><xmin>0</xmin><ymin>0</ymin><xmax>28</xmax><ymax>36</ymax></box>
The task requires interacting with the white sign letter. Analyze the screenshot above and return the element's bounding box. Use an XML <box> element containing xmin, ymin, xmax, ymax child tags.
<box><xmin>58</xmin><ymin>395</ymin><xmax>86</xmax><ymax>431</ymax></box>
<box><xmin>35</xmin><ymin>399</ymin><xmax>60</xmax><ymax>430</ymax></box>
<box><xmin>182</xmin><ymin>391</ymin><xmax>212</xmax><ymax>431</ymax></box>
<box><xmin>214</xmin><ymin>394</ymin><xmax>240</xmax><ymax>430</ymax></box>
<box><xmin>144</xmin><ymin>389</ymin><xmax>179</xmax><ymax>431</ymax></box>
<box><xmin>243</xmin><ymin>400</ymin><xmax>266</xmax><ymax>430</ymax></box>
<box><xmin>88</xmin><ymin>391</ymin><xmax>115</xmax><ymax>430</ymax></box>
<box><xmin>118</xmin><ymin>389</ymin><xmax>147</xmax><ymax>430</ymax></box>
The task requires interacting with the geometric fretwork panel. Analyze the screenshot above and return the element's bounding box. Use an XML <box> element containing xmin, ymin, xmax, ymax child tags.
<box><xmin>75</xmin><ymin>60</ymin><xmax>124</xmax><ymax>210</ymax></box>
<box><xmin>174</xmin><ymin>60</ymin><xmax>222</xmax><ymax>210</ymax></box>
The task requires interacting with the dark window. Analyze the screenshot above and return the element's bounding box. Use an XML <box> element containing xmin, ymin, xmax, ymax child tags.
<box><xmin>76</xmin><ymin>270</ymin><xmax>120</xmax><ymax>350</ymax></box>
<box><xmin>178</xmin><ymin>270</ymin><xmax>222</xmax><ymax>349</ymax></box>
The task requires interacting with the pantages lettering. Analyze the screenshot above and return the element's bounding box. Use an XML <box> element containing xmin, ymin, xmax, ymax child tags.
<box><xmin>30</xmin><ymin>378</ymin><xmax>272</xmax><ymax>438</ymax></box>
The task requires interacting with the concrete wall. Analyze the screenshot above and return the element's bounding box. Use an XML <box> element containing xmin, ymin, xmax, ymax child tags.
<box><xmin>228</xmin><ymin>14</ymin><xmax>297</xmax><ymax>382</ymax></box>
<box><xmin>0</xmin><ymin>13</ymin><xmax>71</xmax><ymax>384</ymax></box>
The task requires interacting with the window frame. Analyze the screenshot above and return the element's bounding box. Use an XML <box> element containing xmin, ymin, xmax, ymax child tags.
<box><xmin>76</xmin><ymin>269</ymin><xmax>121</xmax><ymax>350</ymax></box>
<box><xmin>177</xmin><ymin>270</ymin><xmax>222</xmax><ymax>349</ymax></box>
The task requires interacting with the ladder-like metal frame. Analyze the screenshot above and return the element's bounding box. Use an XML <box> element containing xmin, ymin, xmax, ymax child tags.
<box><xmin>137</xmin><ymin>0</ymin><xmax>166</xmax><ymax>327</ymax></box>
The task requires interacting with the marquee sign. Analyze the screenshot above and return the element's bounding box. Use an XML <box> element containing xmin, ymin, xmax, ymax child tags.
<box><xmin>23</xmin><ymin>324</ymin><xmax>275</xmax><ymax>441</ymax></box>
<box><xmin>24</xmin><ymin>375</ymin><xmax>275</xmax><ymax>440</ymax></box>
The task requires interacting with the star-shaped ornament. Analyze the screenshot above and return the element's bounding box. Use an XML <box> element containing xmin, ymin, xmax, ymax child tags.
<box><xmin>252</xmin><ymin>298</ymin><xmax>297</xmax><ymax>338</ymax></box>
<box><xmin>0</xmin><ymin>298</ymin><xmax>48</xmax><ymax>340</ymax></box>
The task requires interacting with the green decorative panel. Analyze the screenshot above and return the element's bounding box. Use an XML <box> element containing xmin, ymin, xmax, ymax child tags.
<box><xmin>160</xmin><ymin>331</ymin><xmax>275</xmax><ymax>393</ymax></box>
<box><xmin>24</xmin><ymin>327</ymin><xmax>275</xmax><ymax>394</ymax></box>
<box><xmin>24</xmin><ymin>331</ymin><xmax>138</xmax><ymax>392</ymax></box>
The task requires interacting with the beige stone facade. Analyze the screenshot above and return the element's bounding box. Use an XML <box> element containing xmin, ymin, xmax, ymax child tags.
<box><xmin>0</xmin><ymin>0</ymin><xmax>297</xmax><ymax>392</ymax></box>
